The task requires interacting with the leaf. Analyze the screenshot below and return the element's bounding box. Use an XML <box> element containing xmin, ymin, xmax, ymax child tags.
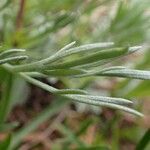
<box><xmin>0</xmin><ymin>49</ymin><xmax>26</xmax><ymax>59</ymax></box>
<box><xmin>44</xmin><ymin>68</ymin><xmax>85</xmax><ymax>77</ymax></box>
<box><xmin>67</xmin><ymin>94</ymin><xmax>133</xmax><ymax>105</ymax></box>
<box><xmin>11</xmin><ymin>42</ymin><xmax>115</xmax><ymax>72</ymax></box>
<box><xmin>0</xmin><ymin>122</ymin><xmax>18</xmax><ymax>132</ymax></box>
<box><xmin>20</xmin><ymin>74</ymin><xmax>143</xmax><ymax>117</ymax></box>
<box><xmin>27</xmin><ymin>12</ymin><xmax>76</xmax><ymax>45</ymax></box>
<box><xmin>96</xmin><ymin>68</ymin><xmax>150</xmax><ymax>80</ymax></box>
<box><xmin>74</xmin><ymin>146</ymin><xmax>109</xmax><ymax>150</ymax></box>
<box><xmin>55</xmin><ymin>89</ymin><xmax>87</xmax><ymax>95</ymax></box>
<box><xmin>55</xmin><ymin>41</ymin><xmax>76</xmax><ymax>54</ymax></box>
<box><xmin>47</xmin><ymin>47</ymin><xmax>128</xmax><ymax>69</ymax></box>
<box><xmin>128</xmin><ymin>46</ymin><xmax>142</xmax><ymax>53</ymax></box>
<box><xmin>127</xmin><ymin>81</ymin><xmax>150</xmax><ymax>97</ymax></box>
<box><xmin>45</xmin><ymin>66</ymin><xmax>150</xmax><ymax>81</ymax></box>
<box><xmin>20</xmin><ymin>73</ymin><xmax>87</xmax><ymax>95</ymax></box>
<box><xmin>0</xmin><ymin>74</ymin><xmax>13</xmax><ymax>123</ymax></box>
<box><xmin>0</xmin><ymin>43</ymin><xmax>147</xmax><ymax>119</ymax></box>
<box><xmin>0</xmin><ymin>134</ymin><xmax>12</xmax><ymax>150</ymax></box>
<box><xmin>76</xmin><ymin>119</ymin><xmax>93</xmax><ymax>136</ymax></box>
<box><xmin>0</xmin><ymin>55</ymin><xmax>28</xmax><ymax>65</ymax></box>
<box><xmin>11</xmin><ymin>45</ymin><xmax>141</xmax><ymax>72</ymax></box>
<box><xmin>67</xmin><ymin>94</ymin><xmax>143</xmax><ymax>117</ymax></box>
<box><xmin>43</xmin><ymin>42</ymin><xmax>114</xmax><ymax>65</ymax></box>
<box><xmin>57</xmin><ymin>124</ymin><xmax>85</xmax><ymax>147</ymax></box>
<box><xmin>0</xmin><ymin>0</ymin><xmax>11</xmax><ymax>11</ymax></box>
<box><xmin>59</xmin><ymin>42</ymin><xmax>114</xmax><ymax>57</ymax></box>
<box><xmin>136</xmin><ymin>129</ymin><xmax>150</xmax><ymax>150</ymax></box>
<box><xmin>109</xmin><ymin>0</ymin><xmax>148</xmax><ymax>45</ymax></box>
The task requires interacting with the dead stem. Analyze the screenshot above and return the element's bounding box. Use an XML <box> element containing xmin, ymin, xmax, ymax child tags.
<box><xmin>16</xmin><ymin>0</ymin><xmax>26</xmax><ymax>30</ymax></box>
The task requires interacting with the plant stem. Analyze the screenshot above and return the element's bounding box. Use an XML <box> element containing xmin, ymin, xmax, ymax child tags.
<box><xmin>16</xmin><ymin>0</ymin><xmax>26</xmax><ymax>30</ymax></box>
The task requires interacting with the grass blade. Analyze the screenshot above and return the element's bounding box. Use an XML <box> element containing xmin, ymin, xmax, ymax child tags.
<box><xmin>0</xmin><ymin>134</ymin><xmax>12</xmax><ymax>150</ymax></box>
<box><xmin>136</xmin><ymin>129</ymin><xmax>150</xmax><ymax>150</ymax></box>
<box><xmin>0</xmin><ymin>74</ymin><xmax>13</xmax><ymax>123</ymax></box>
<box><xmin>11</xmin><ymin>98</ymin><xmax>68</xmax><ymax>149</ymax></box>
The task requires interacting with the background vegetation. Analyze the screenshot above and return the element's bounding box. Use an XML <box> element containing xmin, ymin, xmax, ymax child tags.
<box><xmin>0</xmin><ymin>0</ymin><xmax>150</xmax><ymax>149</ymax></box>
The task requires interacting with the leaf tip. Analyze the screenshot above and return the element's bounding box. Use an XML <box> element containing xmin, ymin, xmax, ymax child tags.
<box><xmin>128</xmin><ymin>46</ymin><xmax>142</xmax><ymax>53</ymax></box>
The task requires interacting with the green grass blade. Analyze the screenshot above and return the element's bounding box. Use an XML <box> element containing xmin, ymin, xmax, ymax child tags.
<box><xmin>57</xmin><ymin>124</ymin><xmax>85</xmax><ymax>147</ymax></box>
<box><xmin>0</xmin><ymin>74</ymin><xmax>13</xmax><ymax>123</ymax></box>
<box><xmin>0</xmin><ymin>122</ymin><xmax>18</xmax><ymax>132</ymax></box>
<box><xmin>136</xmin><ymin>129</ymin><xmax>150</xmax><ymax>150</ymax></box>
<box><xmin>74</xmin><ymin>146</ymin><xmax>109</xmax><ymax>150</ymax></box>
<box><xmin>0</xmin><ymin>134</ymin><xmax>12</xmax><ymax>150</ymax></box>
<box><xmin>11</xmin><ymin>98</ymin><xmax>68</xmax><ymax>149</ymax></box>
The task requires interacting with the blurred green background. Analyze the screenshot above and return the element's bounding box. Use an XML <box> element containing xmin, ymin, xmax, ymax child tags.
<box><xmin>0</xmin><ymin>0</ymin><xmax>150</xmax><ymax>149</ymax></box>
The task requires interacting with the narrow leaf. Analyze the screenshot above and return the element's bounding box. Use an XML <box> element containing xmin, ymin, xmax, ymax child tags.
<box><xmin>0</xmin><ymin>134</ymin><xmax>12</xmax><ymax>150</ymax></box>
<box><xmin>67</xmin><ymin>94</ymin><xmax>133</xmax><ymax>105</ymax></box>
<box><xmin>67</xmin><ymin>96</ymin><xmax>143</xmax><ymax>117</ymax></box>
<box><xmin>11</xmin><ymin>43</ymin><xmax>114</xmax><ymax>72</ymax></box>
<box><xmin>136</xmin><ymin>129</ymin><xmax>150</xmax><ymax>150</ymax></box>
<box><xmin>46</xmin><ymin>42</ymin><xmax>114</xmax><ymax>64</ymax></box>
<box><xmin>0</xmin><ymin>56</ymin><xmax>28</xmax><ymax>64</ymax></box>
<box><xmin>20</xmin><ymin>74</ymin><xmax>142</xmax><ymax>117</ymax></box>
<box><xmin>44</xmin><ymin>68</ymin><xmax>85</xmax><ymax>77</ymax></box>
<box><xmin>0</xmin><ymin>49</ymin><xmax>26</xmax><ymax>58</ymax></box>
<box><xmin>47</xmin><ymin>47</ymin><xmax>128</xmax><ymax>69</ymax></box>
<box><xmin>96</xmin><ymin>68</ymin><xmax>150</xmax><ymax>80</ymax></box>
<box><xmin>128</xmin><ymin>46</ymin><xmax>142</xmax><ymax>53</ymax></box>
<box><xmin>21</xmin><ymin>73</ymin><xmax>87</xmax><ymax>95</ymax></box>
